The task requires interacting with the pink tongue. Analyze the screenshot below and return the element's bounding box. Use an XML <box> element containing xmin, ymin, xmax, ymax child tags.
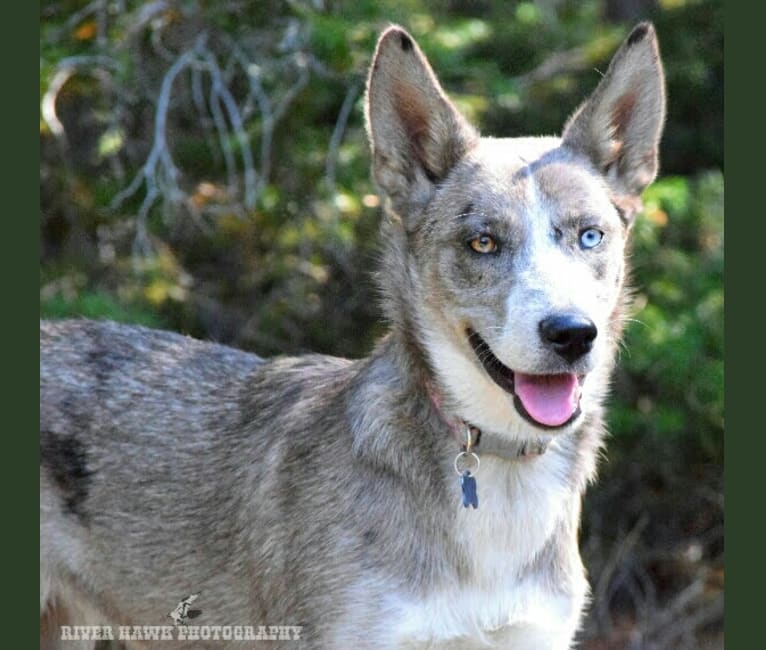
<box><xmin>514</xmin><ymin>373</ymin><xmax>580</xmax><ymax>427</ymax></box>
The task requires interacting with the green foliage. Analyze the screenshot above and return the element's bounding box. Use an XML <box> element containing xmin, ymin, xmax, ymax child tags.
<box><xmin>610</xmin><ymin>171</ymin><xmax>724</xmax><ymax>462</ymax></box>
<box><xmin>41</xmin><ymin>286</ymin><xmax>166</xmax><ymax>329</ymax></box>
<box><xmin>652</xmin><ymin>0</ymin><xmax>724</xmax><ymax>173</ymax></box>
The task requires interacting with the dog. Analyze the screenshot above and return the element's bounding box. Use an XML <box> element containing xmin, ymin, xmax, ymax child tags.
<box><xmin>40</xmin><ymin>22</ymin><xmax>665</xmax><ymax>649</ymax></box>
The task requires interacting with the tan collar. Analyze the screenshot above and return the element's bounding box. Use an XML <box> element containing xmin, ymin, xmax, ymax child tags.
<box><xmin>426</xmin><ymin>381</ymin><xmax>552</xmax><ymax>461</ymax></box>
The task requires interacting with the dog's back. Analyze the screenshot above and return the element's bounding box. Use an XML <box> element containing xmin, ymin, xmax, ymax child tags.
<box><xmin>40</xmin><ymin>319</ymin><xmax>361</xmax><ymax>644</ymax></box>
<box><xmin>41</xmin><ymin>320</ymin><xmax>263</xmax><ymax>630</ymax></box>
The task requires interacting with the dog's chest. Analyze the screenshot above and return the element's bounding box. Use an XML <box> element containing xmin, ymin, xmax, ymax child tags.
<box><xmin>392</xmin><ymin>454</ymin><xmax>576</xmax><ymax>644</ymax></box>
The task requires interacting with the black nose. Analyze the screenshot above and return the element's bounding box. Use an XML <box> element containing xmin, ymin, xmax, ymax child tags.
<box><xmin>539</xmin><ymin>314</ymin><xmax>597</xmax><ymax>364</ymax></box>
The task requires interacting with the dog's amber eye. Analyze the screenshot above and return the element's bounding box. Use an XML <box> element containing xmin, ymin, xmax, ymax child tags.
<box><xmin>469</xmin><ymin>234</ymin><xmax>497</xmax><ymax>254</ymax></box>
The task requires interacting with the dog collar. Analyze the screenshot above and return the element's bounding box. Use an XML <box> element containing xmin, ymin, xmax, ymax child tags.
<box><xmin>426</xmin><ymin>381</ymin><xmax>552</xmax><ymax>462</ymax></box>
<box><xmin>462</xmin><ymin>425</ymin><xmax>550</xmax><ymax>459</ymax></box>
<box><xmin>427</xmin><ymin>384</ymin><xmax>554</xmax><ymax>510</ymax></box>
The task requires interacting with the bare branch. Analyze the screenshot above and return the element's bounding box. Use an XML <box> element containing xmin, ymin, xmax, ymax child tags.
<box><xmin>653</xmin><ymin>590</ymin><xmax>724</xmax><ymax>650</ymax></box>
<box><xmin>256</xmin><ymin>55</ymin><xmax>311</xmax><ymax>197</ymax></box>
<box><xmin>325</xmin><ymin>82</ymin><xmax>361</xmax><ymax>194</ymax></box>
<box><xmin>592</xmin><ymin>514</ymin><xmax>649</xmax><ymax>633</ymax></box>
<box><xmin>41</xmin><ymin>55</ymin><xmax>119</xmax><ymax>141</ymax></box>
<box><xmin>45</xmin><ymin>4</ymin><xmax>331</xmax><ymax>256</ymax></box>
<box><xmin>205</xmin><ymin>64</ymin><xmax>239</xmax><ymax>195</ymax></box>
<box><xmin>199</xmin><ymin>50</ymin><xmax>258</xmax><ymax>209</ymax></box>
<box><xmin>271</xmin><ymin>54</ymin><xmax>311</xmax><ymax>125</ymax></box>
<box><xmin>124</xmin><ymin>0</ymin><xmax>172</xmax><ymax>40</ymax></box>
<box><xmin>111</xmin><ymin>46</ymin><xmax>197</xmax><ymax>257</ymax></box>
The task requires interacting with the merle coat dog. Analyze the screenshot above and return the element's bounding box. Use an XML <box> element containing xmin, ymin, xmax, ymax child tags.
<box><xmin>41</xmin><ymin>23</ymin><xmax>665</xmax><ymax>649</ymax></box>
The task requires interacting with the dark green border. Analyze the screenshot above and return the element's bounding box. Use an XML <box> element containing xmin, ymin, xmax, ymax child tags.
<box><xmin>4</xmin><ymin>1</ymin><xmax>39</xmax><ymax>645</ymax></box>
<box><xmin>724</xmin><ymin>3</ymin><xmax>754</xmax><ymax>647</ymax></box>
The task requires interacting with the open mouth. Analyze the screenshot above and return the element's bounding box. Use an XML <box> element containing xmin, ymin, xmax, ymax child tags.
<box><xmin>467</xmin><ymin>329</ymin><xmax>583</xmax><ymax>430</ymax></box>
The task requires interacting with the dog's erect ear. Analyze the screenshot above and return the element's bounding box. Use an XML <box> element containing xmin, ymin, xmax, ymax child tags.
<box><xmin>562</xmin><ymin>23</ymin><xmax>666</xmax><ymax>225</ymax></box>
<box><xmin>365</xmin><ymin>26</ymin><xmax>479</xmax><ymax>219</ymax></box>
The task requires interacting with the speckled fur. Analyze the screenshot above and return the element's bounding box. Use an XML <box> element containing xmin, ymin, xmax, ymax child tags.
<box><xmin>40</xmin><ymin>23</ymin><xmax>664</xmax><ymax>649</ymax></box>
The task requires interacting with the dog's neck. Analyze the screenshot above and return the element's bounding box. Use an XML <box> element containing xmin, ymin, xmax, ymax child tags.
<box><xmin>376</xmin><ymin>328</ymin><xmax>558</xmax><ymax>463</ymax></box>
<box><xmin>425</xmin><ymin>379</ymin><xmax>553</xmax><ymax>462</ymax></box>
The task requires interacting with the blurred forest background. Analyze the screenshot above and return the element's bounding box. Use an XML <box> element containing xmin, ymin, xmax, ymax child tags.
<box><xmin>40</xmin><ymin>0</ymin><xmax>723</xmax><ymax>647</ymax></box>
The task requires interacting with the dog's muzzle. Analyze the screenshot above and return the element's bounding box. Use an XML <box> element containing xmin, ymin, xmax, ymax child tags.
<box><xmin>467</xmin><ymin>329</ymin><xmax>585</xmax><ymax>430</ymax></box>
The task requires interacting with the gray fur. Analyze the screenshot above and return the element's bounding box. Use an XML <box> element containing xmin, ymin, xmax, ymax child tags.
<box><xmin>40</xmin><ymin>23</ymin><xmax>665</xmax><ymax>649</ymax></box>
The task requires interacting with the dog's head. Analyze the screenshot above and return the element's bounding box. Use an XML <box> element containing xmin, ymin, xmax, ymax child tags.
<box><xmin>365</xmin><ymin>25</ymin><xmax>665</xmax><ymax>439</ymax></box>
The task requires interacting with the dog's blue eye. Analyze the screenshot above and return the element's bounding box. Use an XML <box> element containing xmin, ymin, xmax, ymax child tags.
<box><xmin>579</xmin><ymin>228</ymin><xmax>604</xmax><ymax>249</ymax></box>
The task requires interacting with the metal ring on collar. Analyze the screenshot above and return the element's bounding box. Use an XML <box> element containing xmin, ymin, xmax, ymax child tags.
<box><xmin>454</xmin><ymin>451</ymin><xmax>480</xmax><ymax>476</ymax></box>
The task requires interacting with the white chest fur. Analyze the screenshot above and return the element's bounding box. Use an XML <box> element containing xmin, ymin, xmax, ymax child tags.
<box><xmin>392</xmin><ymin>454</ymin><xmax>586</xmax><ymax>648</ymax></box>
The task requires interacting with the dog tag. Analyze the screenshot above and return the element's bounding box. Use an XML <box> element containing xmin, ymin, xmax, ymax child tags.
<box><xmin>460</xmin><ymin>470</ymin><xmax>478</xmax><ymax>509</ymax></box>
